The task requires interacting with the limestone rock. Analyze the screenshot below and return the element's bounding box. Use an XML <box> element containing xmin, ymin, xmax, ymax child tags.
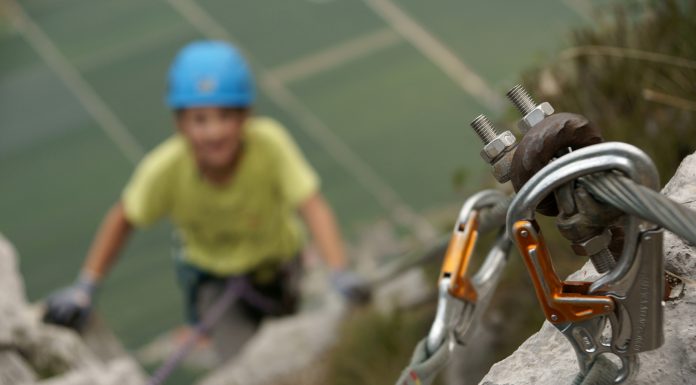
<box><xmin>36</xmin><ymin>358</ymin><xmax>145</xmax><ymax>385</ymax></box>
<box><xmin>479</xmin><ymin>153</ymin><xmax>696</xmax><ymax>384</ymax></box>
<box><xmin>0</xmin><ymin>233</ymin><xmax>147</xmax><ymax>385</ymax></box>
<box><xmin>0</xmin><ymin>352</ymin><xmax>37</xmax><ymax>385</ymax></box>
<box><xmin>0</xmin><ymin>233</ymin><xmax>29</xmax><ymax>346</ymax></box>
<box><xmin>0</xmin><ymin>233</ymin><xmax>25</xmax><ymax>306</ymax></box>
<box><xmin>661</xmin><ymin>152</ymin><xmax>696</xmax><ymax>281</ymax></box>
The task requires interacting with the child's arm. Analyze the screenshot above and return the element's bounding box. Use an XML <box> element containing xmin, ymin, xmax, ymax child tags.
<box><xmin>299</xmin><ymin>192</ymin><xmax>370</xmax><ymax>303</ymax></box>
<box><xmin>43</xmin><ymin>201</ymin><xmax>133</xmax><ymax>330</ymax></box>
<box><xmin>298</xmin><ymin>192</ymin><xmax>346</xmax><ymax>271</ymax></box>
<box><xmin>82</xmin><ymin>201</ymin><xmax>133</xmax><ymax>282</ymax></box>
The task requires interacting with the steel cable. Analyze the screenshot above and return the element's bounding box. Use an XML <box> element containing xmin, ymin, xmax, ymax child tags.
<box><xmin>479</xmin><ymin>195</ymin><xmax>513</xmax><ymax>233</ymax></box>
<box><xmin>581</xmin><ymin>172</ymin><xmax>696</xmax><ymax>245</ymax></box>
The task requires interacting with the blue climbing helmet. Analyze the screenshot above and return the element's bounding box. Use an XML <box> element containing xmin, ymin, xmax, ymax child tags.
<box><xmin>166</xmin><ymin>40</ymin><xmax>254</xmax><ymax>109</ymax></box>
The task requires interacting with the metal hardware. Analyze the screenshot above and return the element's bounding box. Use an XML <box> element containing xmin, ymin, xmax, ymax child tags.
<box><xmin>470</xmin><ymin>115</ymin><xmax>517</xmax><ymax>183</ymax></box>
<box><xmin>506</xmin><ymin>84</ymin><xmax>555</xmax><ymax>134</ymax></box>
<box><xmin>426</xmin><ymin>190</ymin><xmax>512</xmax><ymax>354</ymax></box>
<box><xmin>506</xmin><ymin>142</ymin><xmax>664</xmax><ymax>383</ymax></box>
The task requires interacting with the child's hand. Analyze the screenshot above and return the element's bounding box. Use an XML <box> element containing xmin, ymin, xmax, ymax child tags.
<box><xmin>43</xmin><ymin>277</ymin><xmax>97</xmax><ymax>331</ymax></box>
<box><xmin>330</xmin><ymin>270</ymin><xmax>371</xmax><ymax>305</ymax></box>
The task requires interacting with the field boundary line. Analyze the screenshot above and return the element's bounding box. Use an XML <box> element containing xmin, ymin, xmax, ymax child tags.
<box><xmin>6</xmin><ymin>0</ymin><xmax>145</xmax><ymax>164</ymax></box>
<box><xmin>362</xmin><ymin>0</ymin><xmax>504</xmax><ymax>112</ymax></box>
<box><xmin>165</xmin><ymin>0</ymin><xmax>437</xmax><ymax>242</ymax></box>
<box><xmin>267</xmin><ymin>28</ymin><xmax>401</xmax><ymax>84</ymax></box>
<box><xmin>74</xmin><ymin>23</ymin><xmax>192</xmax><ymax>72</ymax></box>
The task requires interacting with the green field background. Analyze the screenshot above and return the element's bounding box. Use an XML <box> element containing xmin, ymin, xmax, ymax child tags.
<box><xmin>0</xmin><ymin>0</ymin><xmax>602</xmax><ymax>352</ymax></box>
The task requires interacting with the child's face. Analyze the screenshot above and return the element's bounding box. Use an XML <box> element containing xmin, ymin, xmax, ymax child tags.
<box><xmin>176</xmin><ymin>106</ymin><xmax>249</xmax><ymax>169</ymax></box>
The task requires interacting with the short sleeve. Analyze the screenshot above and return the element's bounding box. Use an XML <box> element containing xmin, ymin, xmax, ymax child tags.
<box><xmin>264</xmin><ymin>120</ymin><xmax>320</xmax><ymax>207</ymax></box>
<box><xmin>121</xmin><ymin>143</ymin><xmax>177</xmax><ymax>227</ymax></box>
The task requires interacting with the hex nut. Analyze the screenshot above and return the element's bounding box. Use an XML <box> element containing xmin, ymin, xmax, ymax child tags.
<box><xmin>518</xmin><ymin>102</ymin><xmax>555</xmax><ymax>133</ymax></box>
<box><xmin>480</xmin><ymin>131</ymin><xmax>516</xmax><ymax>163</ymax></box>
<box><xmin>571</xmin><ymin>230</ymin><xmax>611</xmax><ymax>256</ymax></box>
<box><xmin>491</xmin><ymin>150</ymin><xmax>515</xmax><ymax>183</ymax></box>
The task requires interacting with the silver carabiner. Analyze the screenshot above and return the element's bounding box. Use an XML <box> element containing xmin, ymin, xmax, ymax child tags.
<box><xmin>426</xmin><ymin>190</ymin><xmax>512</xmax><ymax>355</ymax></box>
<box><xmin>506</xmin><ymin>142</ymin><xmax>664</xmax><ymax>383</ymax></box>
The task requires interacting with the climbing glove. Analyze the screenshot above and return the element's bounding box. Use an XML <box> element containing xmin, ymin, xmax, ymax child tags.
<box><xmin>330</xmin><ymin>270</ymin><xmax>371</xmax><ymax>304</ymax></box>
<box><xmin>43</xmin><ymin>275</ymin><xmax>97</xmax><ymax>331</ymax></box>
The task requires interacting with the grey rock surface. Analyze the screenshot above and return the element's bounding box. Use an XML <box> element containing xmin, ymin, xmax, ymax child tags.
<box><xmin>661</xmin><ymin>152</ymin><xmax>696</xmax><ymax>281</ymax></box>
<box><xmin>0</xmin><ymin>352</ymin><xmax>37</xmax><ymax>385</ymax></box>
<box><xmin>479</xmin><ymin>153</ymin><xmax>696</xmax><ymax>385</ymax></box>
<box><xmin>0</xmin><ymin>233</ymin><xmax>28</xmax><ymax>346</ymax></box>
<box><xmin>36</xmin><ymin>358</ymin><xmax>145</xmax><ymax>385</ymax></box>
<box><xmin>0</xmin><ymin>233</ymin><xmax>147</xmax><ymax>385</ymax></box>
<box><xmin>0</xmin><ymin>233</ymin><xmax>26</xmax><ymax>306</ymax></box>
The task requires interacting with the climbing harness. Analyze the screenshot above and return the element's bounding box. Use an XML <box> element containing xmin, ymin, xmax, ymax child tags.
<box><xmin>397</xmin><ymin>190</ymin><xmax>512</xmax><ymax>385</ymax></box>
<box><xmin>507</xmin><ymin>142</ymin><xmax>665</xmax><ymax>383</ymax></box>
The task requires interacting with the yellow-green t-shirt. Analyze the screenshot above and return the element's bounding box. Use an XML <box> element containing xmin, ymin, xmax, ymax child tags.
<box><xmin>122</xmin><ymin>117</ymin><xmax>319</xmax><ymax>276</ymax></box>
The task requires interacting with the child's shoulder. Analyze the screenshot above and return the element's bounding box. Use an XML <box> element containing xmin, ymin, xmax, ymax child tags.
<box><xmin>138</xmin><ymin>135</ymin><xmax>188</xmax><ymax>173</ymax></box>
<box><xmin>246</xmin><ymin>116</ymin><xmax>292</xmax><ymax>146</ymax></box>
<box><xmin>247</xmin><ymin>116</ymin><xmax>285</xmax><ymax>136</ymax></box>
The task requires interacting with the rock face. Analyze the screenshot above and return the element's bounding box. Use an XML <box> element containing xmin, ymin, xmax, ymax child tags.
<box><xmin>0</xmin><ymin>233</ymin><xmax>146</xmax><ymax>385</ymax></box>
<box><xmin>479</xmin><ymin>153</ymin><xmax>696</xmax><ymax>385</ymax></box>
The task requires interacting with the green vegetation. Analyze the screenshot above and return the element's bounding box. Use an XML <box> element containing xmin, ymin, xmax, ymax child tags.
<box><xmin>327</xmin><ymin>305</ymin><xmax>443</xmax><ymax>385</ymax></box>
<box><xmin>522</xmin><ymin>0</ymin><xmax>696</xmax><ymax>183</ymax></box>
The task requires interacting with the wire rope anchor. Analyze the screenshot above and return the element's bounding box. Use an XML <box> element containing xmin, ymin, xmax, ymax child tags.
<box><xmin>506</xmin><ymin>142</ymin><xmax>665</xmax><ymax>383</ymax></box>
<box><xmin>504</xmin><ymin>84</ymin><xmax>619</xmax><ymax>274</ymax></box>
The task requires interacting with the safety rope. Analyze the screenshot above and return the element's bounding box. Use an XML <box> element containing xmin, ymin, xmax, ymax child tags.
<box><xmin>478</xmin><ymin>195</ymin><xmax>513</xmax><ymax>233</ymax></box>
<box><xmin>148</xmin><ymin>277</ymin><xmax>279</xmax><ymax>385</ymax></box>
<box><xmin>581</xmin><ymin>172</ymin><xmax>696</xmax><ymax>245</ymax></box>
<box><xmin>148</xmin><ymin>278</ymin><xmax>246</xmax><ymax>385</ymax></box>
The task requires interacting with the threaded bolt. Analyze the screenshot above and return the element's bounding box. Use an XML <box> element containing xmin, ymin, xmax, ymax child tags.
<box><xmin>470</xmin><ymin>114</ymin><xmax>499</xmax><ymax>144</ymax></box>
<box><xmin>589</xmin><ymin>248</ymin><xmax>616</xmax><ymax>274</ymax></box>
<box><xmin>507</xmin><ymin>84</ymin><xmax>537</xmax><ymax>115</ymax></box>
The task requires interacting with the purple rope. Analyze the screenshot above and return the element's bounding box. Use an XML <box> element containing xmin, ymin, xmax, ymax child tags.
<box><xmin>238</xmin><ymin>285</ymin><xmax>282</xmax><ymax>315</ymax></box>
<box><xmin>148</xmin><ymin>277</ymin><xmax>245</xmax><ymax>385</ymax></box>
<box><xmin>147</xmin><ymin>276</ymin><xmax>285</xmax><ymax>385</ymax></box>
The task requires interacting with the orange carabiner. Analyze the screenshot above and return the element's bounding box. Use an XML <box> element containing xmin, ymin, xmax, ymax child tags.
<box><xmin>440</xmin><ymin>211</ymin><xmax>480</xmax><ymax>304</ymax></box>
<box><xmin>512</xmin><ymin>220</ymin><xmax>614</xmax><ymax>324</ymax></box>
<box><xmin>426</xmin><ymin>189</ymin><xmax>510</xmax><ymax>355</ymax></box>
